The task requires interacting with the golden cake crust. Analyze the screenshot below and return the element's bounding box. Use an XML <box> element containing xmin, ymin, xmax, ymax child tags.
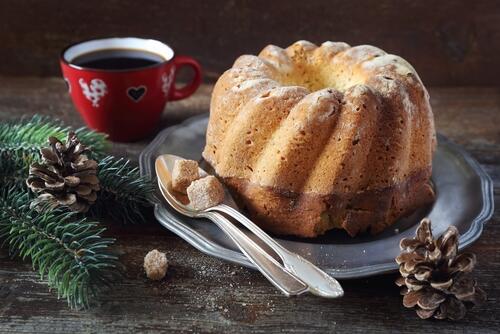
<box><xmin>203</xmin><ymin>40</ymin><xmax>436</xmax><ymax>237</ymax></box>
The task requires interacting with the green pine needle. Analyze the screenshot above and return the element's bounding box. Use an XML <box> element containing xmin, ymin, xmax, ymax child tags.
<box><xmin>0</xmin><ymin>150</ymin><xmax>33</xmax><ymax>186</ymax></box>
<box><xmin>91</xmin><ymin>156</ymin><xmax>156</xmax><ymax>223</ymax></box>
<box><xmin>0</xmin><ymin>115</ymin><xmax>109</xmax><ymax>157</ymax></box>
<box><xmin>0</xmin><ymin>189</ymin><xmax>122</xmax><ymax>309</ymax></box>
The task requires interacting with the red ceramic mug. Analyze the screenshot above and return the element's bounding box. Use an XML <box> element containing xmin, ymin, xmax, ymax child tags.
<box><xmin>60</xmin><ymin>37</ymin><xmax>202</xmax><ymax>141</ymax></box>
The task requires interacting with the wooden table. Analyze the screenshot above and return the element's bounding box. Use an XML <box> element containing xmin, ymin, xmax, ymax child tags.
<box><xmin>0</xmin><ymin>77</ymin><xmax>498</xmax><ymax>333</ymax></box>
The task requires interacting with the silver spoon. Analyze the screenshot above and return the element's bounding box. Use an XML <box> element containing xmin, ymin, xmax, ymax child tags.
<box><xmin>210</xmin><ymin>204</ymin><xmax>344</xmax><ymax>298</ymax></box>
<box><xmin>156</xmin><ymin>154</ymin><xmax>344</xmax><ymax>298</ymax></box>
<box><xmin>156</xmin><ymin>158</ymin><xmax>308</xmax><ymax>296</ymax></box>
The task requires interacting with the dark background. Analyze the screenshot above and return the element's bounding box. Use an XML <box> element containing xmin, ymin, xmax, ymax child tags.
<box><xmin>1</xmin><ymin>0</ymin><xmax>499</xmax><ymax>85</ymax></box>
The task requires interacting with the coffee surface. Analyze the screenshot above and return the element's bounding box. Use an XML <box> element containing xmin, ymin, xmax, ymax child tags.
<box><xmin>72</xmin><ymin>49</ymin><xmax>165</xmax><ymax>70</ymax></box>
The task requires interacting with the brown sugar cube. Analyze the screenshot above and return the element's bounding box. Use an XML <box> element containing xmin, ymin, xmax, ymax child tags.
<box><xmin>171</xmin><ymin>159</ymin><xmax>200</xmax><ymax>194</ymax></box>
<box><xmin>143</xmin><ymin>249</ymin><xmax>168</xmax><ymax>281</ymax></box>
<box><xmin>187</xmin><ymin>175</ymin><xmax>225</xmax><ymax>210</ymax></box>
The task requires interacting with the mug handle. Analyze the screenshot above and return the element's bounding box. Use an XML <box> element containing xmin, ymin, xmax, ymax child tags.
<box><xmin>170</xmin><ymin>55</ymin><xmax>202</xmax><ymax>101</ymax></box>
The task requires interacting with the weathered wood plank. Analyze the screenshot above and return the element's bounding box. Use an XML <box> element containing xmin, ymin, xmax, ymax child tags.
<box><xmin>0</xmin><ymin>0</ymin><xmax>500</xmax><ymax>85</ymax></box>
<box><xmin>0</xmin><ymin>77</ymin><xmax>499</xmax><ymax>333</ymax></box>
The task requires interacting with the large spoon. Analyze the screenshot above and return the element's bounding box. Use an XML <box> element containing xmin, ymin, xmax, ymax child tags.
<box><xmin>156</xmin><ymin>154</ymin><xmax>344</xmax><ymax>298</ymax></box>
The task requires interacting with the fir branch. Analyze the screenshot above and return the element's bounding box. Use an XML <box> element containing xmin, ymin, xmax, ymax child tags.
<box><xmin>91</xmin><ymin>156</ymin><xmax>156</xmax><ymax>223</ymax></box>
<box><xmin>0</xmin><ymin>115</ymin><xmax>155</xmax><ymax>309</ymax></box>
<box><xmin>0</xmin><ymin>189</ymin><xmax>121</xmax><ymax>309</ymax></box>
<box><xmin>0</xmin><ymin>115</ymin><xmax>109</xmax><ymax>157</ymax></box>
<box><xmin>0</xmin><ymin>116</ymin><xmax>155</xmax><ymax>222</ymax></box>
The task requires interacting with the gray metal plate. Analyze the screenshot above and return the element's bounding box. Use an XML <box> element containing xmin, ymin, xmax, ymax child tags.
<box><xmin>139</xmin><ymin>114</ymin><xmax>494</xmax><ymax>279</ymax></box>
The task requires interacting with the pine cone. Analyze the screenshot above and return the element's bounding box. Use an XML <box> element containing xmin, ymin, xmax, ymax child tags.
<box><xmin>26</xmin><ymin>132</ymin><xmax>100</xmax><ymax>212</ymax></box>
<box><xmin>395</xmin><ymin>219</ymin><xmax>487</xmax><ymax>320</ymax></box>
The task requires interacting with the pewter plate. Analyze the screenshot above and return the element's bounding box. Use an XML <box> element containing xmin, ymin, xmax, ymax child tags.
<box><xmin>139</xmin><ymin>114</ymin><xmax>494</xmax><ymax>279</ymax></box>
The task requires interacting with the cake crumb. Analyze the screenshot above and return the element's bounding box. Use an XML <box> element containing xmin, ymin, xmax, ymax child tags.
<box><xmin>172</xmin><ymin>159</ymin><xmax>200</xmax><ymax>194</ymax></box>
<box><xmin>144</xmin><ymin>249</ymin><xmax>168</xmax><ymax>280</ymax></box>
<box><xmin>187</xmin><ymin>175</ymin><xmax>225</xmax><ymax>210</ymax></box>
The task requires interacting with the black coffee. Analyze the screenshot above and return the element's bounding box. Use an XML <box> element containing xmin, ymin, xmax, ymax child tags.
<box><xmin>72</xmin><ymin>49</ymin><xmax>165</xmax><ymax>70</ymax></box>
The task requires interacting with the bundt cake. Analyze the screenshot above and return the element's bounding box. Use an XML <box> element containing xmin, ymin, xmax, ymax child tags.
<box><xmin>203</xmin><ymin>40</ymin><xmax>436</xmax><ymax>238</ymax></box>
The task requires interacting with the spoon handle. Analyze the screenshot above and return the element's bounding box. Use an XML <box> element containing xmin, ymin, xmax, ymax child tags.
<box><xmin>210</xmin><ymin>204</ymin><xmax>343</xmax><ymax>298</ymax></box>
<box><xmin>202</xmin><ymin>211</ymin><xmax>308</xmax><ymax>296</ymax></box>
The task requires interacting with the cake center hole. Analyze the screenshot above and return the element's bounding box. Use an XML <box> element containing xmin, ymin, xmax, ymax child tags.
<box><xmin>275</xmin><ymin>61</ymin><xmax>365</xmax><ymax>92</ymax></box>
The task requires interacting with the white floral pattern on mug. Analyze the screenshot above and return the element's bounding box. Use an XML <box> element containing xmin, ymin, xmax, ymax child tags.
<box><xmin>79</xmin><ymin>78</ymin><xmax>107</xmax><ymax>107</ymax></box>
